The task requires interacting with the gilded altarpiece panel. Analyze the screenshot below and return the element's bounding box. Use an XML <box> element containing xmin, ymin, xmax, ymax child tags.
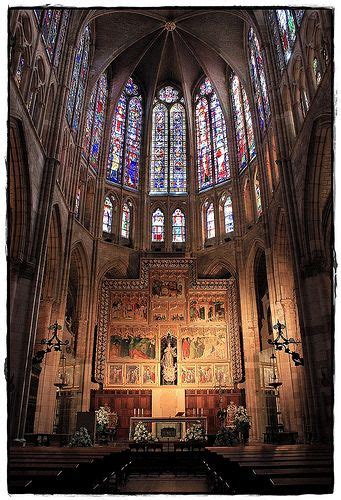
<box><xmin>96</xmin><ymin>259</ymin><xmax>242</xmax><ymax>388</ymax></box>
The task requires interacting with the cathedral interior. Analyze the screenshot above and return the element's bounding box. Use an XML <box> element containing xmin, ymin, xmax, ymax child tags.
<box><xmin>8</xmin><ymin>6</ymin><xmax>334</xmax><ymax>495</ymax></box>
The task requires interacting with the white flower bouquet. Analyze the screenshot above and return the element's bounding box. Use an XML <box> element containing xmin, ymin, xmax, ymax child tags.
<box><xmin>183</xmin><ymin>421</ymin><xmax>206</xmax><ymax>442</ymax></box>
<box><xmin>133</xmin><ymin>421</ymin><xmax>154</xmax><ymax>443</ymax></box>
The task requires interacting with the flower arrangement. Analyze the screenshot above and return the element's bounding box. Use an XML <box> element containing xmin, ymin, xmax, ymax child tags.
<box><xmin>182</xmin><ymin>421</ymin><xmax>206</xmax><ymax>442</ymax></box>
<box><xmin>133</xmin><ymin>421</ymin><xmax>154</xmax><ymax>443</ymax></box>
<box><xmin>69</xmin><ymin>427</ymin><xmax>93</xmax><ymax>447</ymax></box>
<box><xmin>214</xmin><ymin>425</ymin><xmax>238</xmax><ymax>446</ymax></box>
<box><xmin>234</xmin><ymin>406</ymin><xmax>251</xmax><ymax>432</ymax></box>
<box><xmin>95</xmin><ymin>406</ymin><xmax>110</xmax><ymax>434</ymax></box>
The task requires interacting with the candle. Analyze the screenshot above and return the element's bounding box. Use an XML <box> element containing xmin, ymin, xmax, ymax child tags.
<box><xmin>142</xmin><ymin>408</ymin><xmax>144</xmax><ymax>416</ymax></box>
<box><xmin>134</xmin><ymin>408</ymin><xmax>136</xmax><ymax>416</ymax></box>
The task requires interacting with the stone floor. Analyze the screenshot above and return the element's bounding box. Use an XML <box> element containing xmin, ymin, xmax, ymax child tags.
<box><xmin>119</xmin><ymin>472</ymin><xmax>209</xmax><ymax>493</ymax></box>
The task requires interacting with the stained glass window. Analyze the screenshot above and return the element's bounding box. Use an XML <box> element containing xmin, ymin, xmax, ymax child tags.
<box><xmin>150</xmin><ymin>86</ymin><xmax>186</xmax><ymax>194</ymax></box>
<box><xmin>224</xmin><ymin>196</ymin><xmax>234</xmax><ymax>233</ymax></box>
<box><xmin>206</xmin><ymin>203</ymin><xmax>215</xmax><ymax>239</ymax></box>
<box><xmin>172</xmin><ymin>209</ymin><xmax>186</xmax><ymax>243</ymax></box>
<box><xmin>75</xmin><ymin>187</ymin><xmax>81</xmax><ymax>219</ymax></box>
<box><xmin>66</xmin><ymin>25</ymin><xmax>90</xmax><ymax>131</ymax></box>
<box><xmin>40</xmin><ymin>9</ymin><xmax>69</xmax><ymax>66</ymax></box>
<box><xmin>121</xmin><ymin>203</ymin><xmax>131</xmax><ymax>238</ymax></box>
<box><xmin>313</xmin><ymin>57</ymin><xmax>322</xmax><ymax>85</ymax></box>
<box><xmin>255</xmin><ymin>173</ymin><xmax>262</xmax><ymax>216</ymax></box>
<box><xmin>170</xmin><ymin>103</ymin><xmax>187</xmax><ymax>193</ymax></box>
<box><xmin>210</xmin><ymin>93</ymin><xmax>230</xmax><ymax>183</ymax></box>
<box><xmin>248</xmin><ymin>27</ymin><xmax>270</xmax><ymax>130</ymax></box>
<box><xmin>196</xmin><ymin>77</ymin><xmax>230</xmax><ymax>191</ymax></box>
<box><xmin>103</xmin><ymin>197</ymin><xmax>113</xmax><ymax>233</ymax></box>
<box><xmin>230</xmin><ymin>74</ymin><xmax>256</xmax><ymax>171</ymax></box>
<box><xmin>151</xmin><ymin>208</ymin><xmax>164</xmax><ymax>242</ymax></box>
<box><xmin>268</xmin><ymin>10</ymin><xmax>304</xmax><ymax>73</ymax></box>
<box><xmin>159</xmin><ymin>86</ymin><xmax>179</xmax><ymax>103</ymax></box>
<box><xmin>124</xmin><ymin>96</ymin><xmax>142</xmax><ymax>189</ymax></box>
<box><xmin>107</xmin><ymin>77</ymin><xmax>142</xmax><ymax>189</ymax></box>
<box><xmin>15</xmin><ymin>55</ymin><xmax>25</xmax><ymax>86</ymax></box>
<box><xmin>196</xmin><ymin>97</ymin><xmax>213</xmax><ymax>189</ymax></box>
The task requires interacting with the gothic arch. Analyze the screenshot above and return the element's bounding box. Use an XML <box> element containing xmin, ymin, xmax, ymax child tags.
<box><xmin>303</xmin><ymin>115</ymin><xmax>332</xmax><ymax>264</ymax></box>
<box><xmin>200</xmin><ymin>258</ymin><xmax>236</xmax><ymax>279</ymax></box>
<box><xmin>9</xmin><ymin>119</ymin><xmax>31</xmax><ymax>263</ymax></box>
<box><xmin>272</xmin><ymin>210</ymin><xmax>295</xmax><ymax>301</ymax></box>
<box><xmin>41</xmin><ymin>204</ymin><xmax>63</xmax><ymax>302</ymax></box>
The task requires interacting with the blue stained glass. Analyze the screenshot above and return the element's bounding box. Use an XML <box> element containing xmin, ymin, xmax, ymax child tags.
<box><xmin>196</xmin><ymin>96</ymin><xmax>213</xmax><ymax>189</ymax></box>
<box><xmin>124</xmin><ymin>96</ymin><xmax>143</xmax><ymax>189</ymax></box>
<box><xmin>248</xmin><ymin>27</ymin><xmax>270</xmax><ymax>130</ymax></box>
<box><xmin>82</xmin><ymin>88</ymin><xmax>96</xmax><ymax>158</ymax></box>
<box><xmin>107</xmin><ymin>77</ymin><xmax>142</xmax><ymax>189</ymax></box>
<box><xmin>66</xmin><ymin>25</ymin><xmax>90</xmax><ymax>130</ymax></box>
<box><xmin>125</xmin><ymin>77</ymin><xmax>139</xmax><ymax>96</ymax></box>
<box><xmin>89</xmin><ymin>74</ymin><xmax>108</xmax><ymax>171</ymax></box>
<box><xmin>231</xmin><ymin>75</ymin><xmax>247</xmax><ymax>171</ymax></box>
<box><xmin>210</xmin><ymin>92</ymin><xmax>230</xmax><ymax>183</ymax></box>
<box><xmin>295</xmin><ymin>10</ymin><xmax>305</xmax><ymax>26</ymax></box>
<box><xmin>172</xmin><ymin>208</ymin><xmax>185</xmax><ymax>243</ymax></box>
<box><xmin>54</xmin><ymin>11</ymin><xmax>69</xmax><ymax>67</ymax></box>
<box><xmin>150</xmin><ymin>103</ymin><xmax>168</xmax><ymax>193</ymax></box>
<box><xmin>170</xmin><ymin>103</ymin><xmax>186</xmax><ymax>193</ymax></box>
<box><xmin>242</xmin><ymin>88</ymin><xmax>256</xmax><ymax>161</ymax></box>
<box><xmin>107</xmin><ymin>93</ymin><xmax>127</xmax><ymax>184</ymax></box>
<box><xmin>200</xmin><ymin>77</ymin><xmax>213</xmax><ymax>96</ymax></box>
<box><xmin>159</xmin><ymin>86</ymin><xmax>179</xmax><ymax>103</ymax></box>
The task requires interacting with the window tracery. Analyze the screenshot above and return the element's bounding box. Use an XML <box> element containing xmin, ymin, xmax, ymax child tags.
<box><xmin>172</xmin><ymin>208</ymin><xmax>186</xmax><ymax>243</ymax></box>
<box><xmin>195</xmin><ymin>77</ymin><xmax>230</xmax><ymax>191</ymax></box>
<box><xmin>248</xmin><ymin>27</ymin><xmax>270</xmax><ymax>130</ymax></box>
<box><xmin>151</xmin><ymin>208</ymin><xmax>165</xmax><ymax>242</ymax></box>
<box><xmin>150</xmin><ymin>85</ymin><xmax>186</xmax><ymax>194</ymax></box>
<box><xmin>230</xmin><ymin>74</ymin><xmax>256</xmax><ymax>171</ymax></box>
<box><xmin>107</xmin><ymin>77</ymin><xmax>142</xmax><ymax>190</ymax></box>
<box><xmin>82</xmin><ymin>74</ymin><xmax>108</xmax><ymax>172</ymax></box>
<box><xmin>66</xmin><ymin>25</ymin><xmax>90</xmax><ymax>131</ymax></box>
<box><xmin>267</xmin><ymin>9</ymin><xmax>305</xmax><ymax>73</ymax></box>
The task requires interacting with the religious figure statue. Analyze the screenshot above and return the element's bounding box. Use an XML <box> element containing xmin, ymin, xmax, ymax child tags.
<box><xmin>161</xmin><ymin>338</ymin><xmax>177</xmax><ymax>384</ymax></box>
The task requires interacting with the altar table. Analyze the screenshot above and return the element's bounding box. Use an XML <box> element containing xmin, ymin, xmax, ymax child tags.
<box><xmin>129</xmin><ymin>416</ymin><xmax>208</xmax><ymax>440</ymax></box>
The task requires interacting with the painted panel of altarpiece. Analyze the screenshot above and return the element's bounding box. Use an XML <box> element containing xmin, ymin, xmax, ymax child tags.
<box><xmin>97</xmin><ymin>259</ymin><xmax>242</xmax><ymax>388</ymax></box>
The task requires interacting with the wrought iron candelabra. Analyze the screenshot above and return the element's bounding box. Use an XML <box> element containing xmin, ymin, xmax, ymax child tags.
<box><xmin>268</xmin><ymin>320</ymin><xmax>304</xmax><ymax>366</ymax></box>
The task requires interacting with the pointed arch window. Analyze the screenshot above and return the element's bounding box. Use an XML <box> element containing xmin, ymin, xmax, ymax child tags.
<box><xmin>172</xmin><ymin>209</ymin><xmax>186</xmax><ymax>243</ymax></box>
<box><xmin>151</xmin><ymin>208</ymin><xmax>164</xmax><ymax>242</ymax></box>
<box><xmin>255</xmin><ymin>172</ymin><xmax>262</xmax><ymax>216</ymax></box>
<box><xmin>230</xmin><ymin>74</ymin><xmax>256</xmax><ymax>172</ymax></box>
<box><xmin>206</xmin><ymin>203</ymin><xmax>215</xmax><ymax>239</ymax></box>
<box><xmin>195</xmin><ymin>77</ymin><xmax>230</xmax><ymax>191</ymax></box>
<box><xmin>66</xmin><ymin>25</ymin><xmax>90</xmax><ymax>131</ymax></box>
<box><xmin>82</xmin><ymin>74</ymin><xmax>108</xmax><ymax>172</ymax></box>
<box><xmin>107</xmin><ymin>77</ymin><xmax>142</xmax><ymax>190</ymax></box>
<box><xmin>313</xmin><ymin>57</ymin><xmax>322</xmax><ymax>85</ymax></box>
<box><xmin>150</xmin><ymin>86</ymin><xmax>186</xmax><ymax>194</ymax></box>
<box><xmin>224</xmin><ymin>196</ymin><xmax>234</xmax><ymax>233</ymax></box>
<box><xmin>248</xmin><ymin>27</ymin><xmax>271</xmax><ymax>130</ymax></box>
<box><xmin>103</xmin><ymin>196</ymin><xmax>114</xmax><ymax>233</ymax></box>
<box><xmin>267</xmin><ymin>10</ymin><xmax>305</xmax><ymax>73</ymax></box>
<box><xmin>121</xmin><ymin>202</ymin><xmax>131</xmax><ymax>239</ymax></box>
<box><xmin>36</xmin><ymin>9</ymin><xmax>69</xmax><ymax>67</ymax></box>
<box><xmin>75</xmin><ymin>186</ymin><xmax>81</xmax><ymax>219</ymax></box>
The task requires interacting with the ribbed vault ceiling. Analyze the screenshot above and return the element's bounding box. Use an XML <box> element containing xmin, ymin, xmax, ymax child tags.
<box><xmin>83</xmin><ymin>8</ymin><xmax>260</xmax><ymax>110</ymax></box>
